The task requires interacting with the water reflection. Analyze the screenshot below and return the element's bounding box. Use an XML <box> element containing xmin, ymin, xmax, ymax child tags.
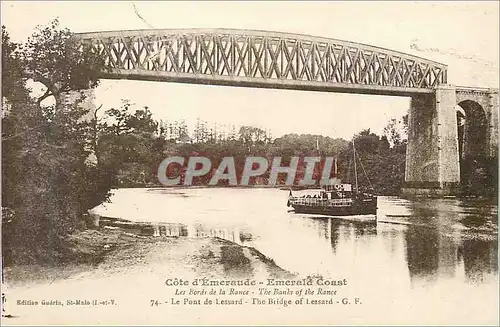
<box><xmin>402</xmin><ymin>198</ymin><xmax>497</xmax><ymax>285</ymax></box>
<box><xmin>189</xmin><ymin>223</ymin><xmax>242</xmax><ymax>244</ymax></box>
<box><xmin>328</xmin><ymin>219</ymin><xmax>378</xmax><ymax>252</ymax></box>
<box><xmin>459</xmin><ymin>239</ymin><xmax>498</xmax><ymax>284</ymax></box>
<box><xmin>405</xmin><ymin>225</ymin><xmax>441</xmax><ymax>283</ymax></box>
<box><xmin>330</xmin><ymin>219</ymin><xmax>340</xmax><ymax>251</ymax></box>
<box><xmin>306</xmin><ymin>217</ymin><xmax>331</xmax><ymax>240</ymax></box>
<box><xmin>94</xmin><ymin>189</ymin><xmax>497</xmax><ymax>288</ymax></box>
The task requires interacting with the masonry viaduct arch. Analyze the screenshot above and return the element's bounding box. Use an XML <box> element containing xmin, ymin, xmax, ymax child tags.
<box><xmin>403</xmin><ymin>86</ymin><xmax>498</xmax><ymax>196</ymax></box>
<box><xmin>70</xmin><ymin>29</ymin><xmax>499</xmax><ymax>195</ymax></box>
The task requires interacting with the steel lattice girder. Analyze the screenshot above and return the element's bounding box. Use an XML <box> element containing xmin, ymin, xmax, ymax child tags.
<box><xmin>74</xmin><ymin>29</ymin><xmax>448</xmax><ymax>96</ymax></box>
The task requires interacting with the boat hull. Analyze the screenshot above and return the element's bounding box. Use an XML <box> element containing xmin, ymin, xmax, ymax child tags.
<box><xmin>292</xmin><ymin>204</ymin><xmax>376</xmax><ymax>216</ymax></box>
<box><xmin>290</xmin><ymin>198</ymin><xmax>377</xmax><ymax>219</ymax></box>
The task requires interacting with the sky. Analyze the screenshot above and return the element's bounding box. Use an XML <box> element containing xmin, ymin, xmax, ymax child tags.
<box><xmin>2</xmin><ymin>1</ymin><xmax>498</xmax><ymax>139</ymax></box>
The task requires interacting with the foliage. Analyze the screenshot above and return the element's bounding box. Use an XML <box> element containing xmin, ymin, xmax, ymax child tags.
<box><xmin>2</xmin><ymin>20</ymin><xmax>110</xmax><ymax>265</ymax></box>
<box><xmin>21</xmin><ymin>18</ymin><xmax>106</xmax><ymax>106</ymax></box>
<box><xmin>97</xmin><ymin>101</ymin><xmax>160</xmax><ymax>187</ymax></box>
<box><xmin>97</xmin><ymin>103</ymin><xmax>409</xmax><ymax>192</ymax></box>
<box><xmin>460</xmin><ymin>155</ymin><xmax>498</xmax><ymax>197</ymax></box>
<box><xmin>383</xmin><ymin>114</ymin><xmax>408</xmax><ymax>147</ymax></box>
<box><xmin>350</xmin><ymin>129</ymin><xmax>406</xmax><ymax>194</ymax></box>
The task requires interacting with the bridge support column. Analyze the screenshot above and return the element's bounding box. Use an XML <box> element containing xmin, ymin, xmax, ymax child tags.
<box><xmin>58</xmin><ymin>88</ymin><xmax>98</xmax><ymax>165</ymax></box>
<box><xmin>59</xmin><ymin>88</ymin><xmax>97</xmax><ymax>120</ymax></box>
<box><xmin>487</xmin><ymin>89</ymin><xmax>499</xmax><ymax>157</ymax></box>
<box><xmin>402</xmin><ymin>85</ymin><xmax>460</xmax><ymax>197</ymax></box>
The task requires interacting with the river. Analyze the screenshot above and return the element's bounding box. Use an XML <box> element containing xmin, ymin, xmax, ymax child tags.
<box><xmin>5</xmin><ymin>187</ymin><xmax>497</xmax><ymax>325</ymax></box>
<box><xmin>94</xmin><ymin>187</ymin><xmax>498</xmax><ymax>291</ymax></box>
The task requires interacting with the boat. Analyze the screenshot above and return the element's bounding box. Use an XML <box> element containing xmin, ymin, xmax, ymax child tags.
<box><xmin>286</xmin><ymin>140</ymin><xmax>377</xmax><ymax>221</ymax></box>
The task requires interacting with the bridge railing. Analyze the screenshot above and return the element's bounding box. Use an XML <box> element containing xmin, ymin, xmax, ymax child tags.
<box><xmin>456</xmin><ymin>85</ymin><xmax>498</xmax><ymax>94</ymax></box>
<box><xmin>74</xmin><ymin>29</ymin><xmax>447</xmax><ymax>94</ymax></box>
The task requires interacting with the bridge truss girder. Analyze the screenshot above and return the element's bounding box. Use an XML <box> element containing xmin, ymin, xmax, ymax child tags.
<box><xmin>75</xmin><ymin>29</ymin><xmax>447</xmax><ymax>96</ymax></box>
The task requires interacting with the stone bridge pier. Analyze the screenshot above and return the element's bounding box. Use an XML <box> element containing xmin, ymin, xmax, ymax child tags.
<box><xmin>59</xmin><ymin>88</ymin><xmax>97</xmax><ymax>119</ymax></box>
<box><xmin>59</xmin><ymin>88</ymin><xmax>98</xmax><ymax>165</ymax></box>
<box><xmin>403</xmin><ymin>85</ymin><xmax>498</xmax><ymax>196</ymax></box>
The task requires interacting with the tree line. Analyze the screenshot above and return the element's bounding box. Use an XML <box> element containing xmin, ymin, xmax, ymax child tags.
<box><xmin>95</xmin><ymin>102</ymin><xmax>407</xmax><ymax>193</ymax></box>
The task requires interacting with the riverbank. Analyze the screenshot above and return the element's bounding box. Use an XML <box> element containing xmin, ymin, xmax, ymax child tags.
<box><xmin>3</xmin><ymin>226</ymin><xmax>294</xmax><ymax>288</ymax></box>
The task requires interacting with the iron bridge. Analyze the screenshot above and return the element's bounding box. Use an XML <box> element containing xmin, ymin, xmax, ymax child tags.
<box><xmin>74</xmin><ymin>29</ymin><xmax>448</xmax><ymax>96</ymax></box>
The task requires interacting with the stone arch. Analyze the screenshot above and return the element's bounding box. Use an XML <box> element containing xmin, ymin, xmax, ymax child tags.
<box><xmin>456</xmin><ymin>106</ymin><xmax>466</xmax><ymax>160</ymax></box>
<box><xmin>456</xmin><ymin>99</ymin><xmax>488</xmax><ymax>187</ymax></box>
<box><xmin>456</xmin><ymin>100</ymin><xmax>488</xmax><ymax>159</ymax></box>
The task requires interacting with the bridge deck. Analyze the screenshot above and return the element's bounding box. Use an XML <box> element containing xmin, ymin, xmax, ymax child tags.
<box><xmin>75</xmin><ymin>28</ymin><xmax>447</xmax><ymax>96</ymax></box>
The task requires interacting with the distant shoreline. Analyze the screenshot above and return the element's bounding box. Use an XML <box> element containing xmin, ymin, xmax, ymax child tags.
<box><xmin>113</xmin><ymin>185</ymin><xmax>498</xmax><ymax>200</ymax></box>
<box><xmin>123</xmin><ymin>184</ymin><xmax>313</xmax><ymax>190</ymax></box>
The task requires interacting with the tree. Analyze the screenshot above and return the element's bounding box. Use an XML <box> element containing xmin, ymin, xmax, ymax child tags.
<box><xmin>383</xmin><ymin>118</ymin><xmax>402</xmax><ymax>147</ymax></box>
<box><xmin>98</xmin><ymin>102</ymin><xmax>160</xmax><ymax>186</ymax></box>
<box><xmin>383</xmin><ymin>115</ymin><xmax>408</xmax><ymax>147</ymax></box>
<box><xmin>2</xmin><ymin>20</ymin><xmax>110</xmax><ymax>265</ymax></box>
<box><xmin>22</xmin><ymin>19</ymin><xmax>106</xmax><ymax>110</ymax></box>
<box><xmin>354</xmin><ymin>129</ymin><xmax>382</xmax><ymax>155</ymax></box>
